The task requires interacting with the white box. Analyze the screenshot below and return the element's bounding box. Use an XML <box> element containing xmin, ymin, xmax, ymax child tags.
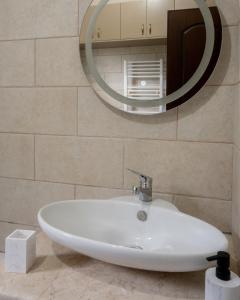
<box><xmin>5</xmin><ymin>230</ymin><xmax>36</xmax><ymax>273</ymax></box>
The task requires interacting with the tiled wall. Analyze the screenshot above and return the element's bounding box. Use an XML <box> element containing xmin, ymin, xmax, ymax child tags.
<box><xmin>232</xmin><ymin>0</ymin><xmax>240</xmax><ymax>269</ymax></box>
<box><xmin>89</xmin><ymin>45</ymin><xmax>167</xmax><ymax>96</ymax></box>
<box><xmin>0</xmin><ymin>0</ymin><xmax>239</xmax><ymax>251</ymax></box>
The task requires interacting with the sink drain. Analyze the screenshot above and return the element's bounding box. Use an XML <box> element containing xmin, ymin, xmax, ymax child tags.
<box><xmin>137</xmin><ymin>210</ymin><xmax>147</xmax><ymax>222</ymax></box>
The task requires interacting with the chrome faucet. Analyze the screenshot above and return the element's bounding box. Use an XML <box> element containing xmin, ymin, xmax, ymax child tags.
<box><xmin>127</xmin><ymin>169</ymin><xmax>153</xmax><ymax>202</ymax></box>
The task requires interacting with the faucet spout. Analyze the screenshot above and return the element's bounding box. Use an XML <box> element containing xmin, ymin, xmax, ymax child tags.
<box><xmin>127</xmin><ymin>168</ymin><xmax>152</xmax><ymax>202</ymax></box>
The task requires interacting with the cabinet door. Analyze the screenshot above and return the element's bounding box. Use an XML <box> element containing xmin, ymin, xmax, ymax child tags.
<box><xmin>147</xmin><ymin>0</ymin><xmax>174</xmax><ymax>38</ymax></box>
<box><xmin>121</xmin><ymin>0</ymin><xmax>146</xmax><ymax>39</ymax></box>
<box><xmin>166</xmin><ymin>7</ymin><xmax>221</xmax><ymax>110</ymax></box>
<box><xmin>96</xmin><ymin>2</ymin><xmax>121</xmax><ymax>41</ymax></box>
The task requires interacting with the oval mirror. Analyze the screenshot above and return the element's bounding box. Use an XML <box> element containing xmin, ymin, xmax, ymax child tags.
<box><xmin>80</xmin><ymin>0</ymin><xmax>222</xmax><ymax>115</ymax></box>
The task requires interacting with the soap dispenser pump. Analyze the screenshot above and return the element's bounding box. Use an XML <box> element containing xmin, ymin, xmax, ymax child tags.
<box><xmin>205</xmin><ymin>251</ymin><xmax>240</xmax><ymax>300</ymax></box>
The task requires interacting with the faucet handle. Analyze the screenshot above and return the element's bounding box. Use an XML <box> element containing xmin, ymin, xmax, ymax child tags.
<box><xmin>127</xmin><ymin>168</ymin><xmax>152</xmax><ymax>187</ymax></box>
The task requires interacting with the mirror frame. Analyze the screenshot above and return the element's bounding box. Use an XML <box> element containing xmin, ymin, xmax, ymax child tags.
<box><xmin>80</xmin><ymin>0</ymin><xmax>220</xmax><ymax>114</ymax></box>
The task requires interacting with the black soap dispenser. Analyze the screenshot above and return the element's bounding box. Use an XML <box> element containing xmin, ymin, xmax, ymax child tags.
<box><xmin>205</xmin><ymin>251</ymin><xmax>240</xmax><ymax>300</ymax></box>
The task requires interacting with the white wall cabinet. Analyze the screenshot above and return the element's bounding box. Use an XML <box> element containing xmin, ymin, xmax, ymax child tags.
<box><xmin>81</xmin><ymin>1</ymin><xmax>120</xmax><ymax>43</ymax></box>
<box><xmin>95</xmin><ymin>3</ymin><xmax>121</xmax><ymax>41</ymax></box>
<box><xmin>121</xmin><ymin>0</ymin><xmax>146</xmax><ymax>39</ymax></box>
<box><xmin>147</xmin><ymin>0</ymin><xmax>174</xmax><ymax>37</ymax></box>
<box><xmin>121</xmin><ymin>0</ymin><xmax>174</xmax><ymax>39</ymax></box>
<box><xmin>81</xmin><ymin>0</ymin><xmax>214</xmax><ymax>43</ymax></box>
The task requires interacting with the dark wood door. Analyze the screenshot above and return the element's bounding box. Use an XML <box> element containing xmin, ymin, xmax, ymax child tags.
<box><xmin>166</xmin><ymin>7</ymin><xmax>222</xmax><ymax>110</ymax></box>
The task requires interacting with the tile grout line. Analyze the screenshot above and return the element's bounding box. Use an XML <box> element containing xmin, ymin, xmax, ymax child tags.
<box><xmin>76</xmin><ymin>88</ymin><xmax>79</xmax><ymax>136</ymax></box>
<box><xmin>170</xmin><ymin>192</ymin><xmax>231</xmax><ymax>202</ymax></box>
<box><xmin>34</xmin><ymin>39</ymin><xmax>37</xmax><ymax>86</ymax></box>
<box><xmin>0</xmin><ymin>85</ymin><xmax>91</xmax><ymax>89</ymax></box>
<box><xmin>172</xmin><ymin>194</ymin><xmax>176</xmax><ymax>204</ymax></box>
<box><xmin>74</xmin><ymin>185</ymin><xmax>77</xmax><ymax>199</ymax></box>
<box><xmin>0</xmin><ymin>35</ymin><xmax>80</xmax><ymax>43</ymax></box>
<box><xmin>0</xmin><ymin>175</ymin><xmax>76</xmax><ymax>188</ymax></box>
<box><xmin>122</xmin><ymin>140</ymin><xmax>125</xmax><ymax>188</ymax></box>
<box><xmin>0</xmin><ymin>23</ymin><xmax>237</xmax><ymax>43</ymax></box>
<box><xmin>77</xmin><ymin>0</ymin><xmax>80</xmax><ymax>36</ymax></box>
<box><xmin>234</xmin><ymin>143</ymin><xmax>240</xmax><ymax>153</ymax></box>
<box><xmin>33</xmin><ymin>135</ymin><xmax>36</xmax><ymax>180</ymax></box>
<box><xmin>0</xmin><ymin>82</ymin><xmax>239</xmax><ymax>89</ymax></box>
<box><xmin>176</xmin><ymin>106</ymin><xmax>179</xmax><ymax>140</ymax></box>
<box><xmin>229</xmin><ymin>144</ymin><xmax>234</xmax><ymax>202</ymax></box>
<box><xmin>0</xmin><ymin>220</ymin><xmax>39</xmax><ymax>228</ymax></box>
<box><xmin>0</xmin><ymin>175</ymin><xmax>231</xmax><ymax>202</ymax></box>
<box><xmin>0</xmin><ymin>131</ymin><xmax>234</xmax><ymax>145</ymax></box>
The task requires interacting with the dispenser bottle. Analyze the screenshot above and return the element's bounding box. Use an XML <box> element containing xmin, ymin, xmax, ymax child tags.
<box><xmin>205</xmin><ymin>251</ymin><xmax>240</xmax><ymax>300</ymax></box>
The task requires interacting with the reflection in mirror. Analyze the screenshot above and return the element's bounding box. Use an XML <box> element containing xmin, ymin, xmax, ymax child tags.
<box><xmin>80</xmin><ymin>0</ymin><xmax>220</xmax><ymax>115</ymax></box>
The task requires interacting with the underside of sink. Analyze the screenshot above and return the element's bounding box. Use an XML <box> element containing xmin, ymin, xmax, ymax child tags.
<box><xmin>38</xmin><ymin>196</ymin><xmax>228</xmax><ymax>272</ymax></box>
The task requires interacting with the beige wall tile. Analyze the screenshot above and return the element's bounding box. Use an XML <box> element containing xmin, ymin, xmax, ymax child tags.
<box><xmin>151</xmin><ymin>193</ymin><xmax>173</xmax><ymax>202</ymax></box>
<box><xmin>125</xmin><ymin>140</ymin><xmax>232</xmax><ymax>200</ymax></box>
<box><xmin>130</xmin><ymin>45</ymin><xmax>166</xmax><ymax>54</ymax></box>
<box><xmin>0</xmin><ymin>0</ymin><xmax>237</xmax><ymax>242</ymax></box>
<box><xmin>234</xmin><ymin>84</ymin><xmax>240</xmax><ymax>149</ymax></box>
<box><xmin>0</xmin><ymin>178</ymin><xmax>74</xmax><ymax>226</ymax></box>
<box><xmin>232</xmin><ymin>233</ymin><xmax>240</xmax><ymax>270</ymax></box>
<box><xmin>0</xmin><ymin>221</ymin><xmax>37</xmax><ymax>252</ymax></box>
<box><xmin>78</xmin><ymin>87</ymin><xmax>177</xmax><ymax>140</ymax></box>
<box><xmin>0</xmin><ymin>134</ymin><xmax>34</xmax><ymax>179</ymax></box>
<box><xmin>122</xmin><ymin>53</ymin><xmax>157</xmax><ymax>62</ymax></box>
<box><xmin>232</xmin><ymin>23</ymin><xmax>240</xmax><ymax>267</ymax></box>
<box><xmin>104</xmin><ymin>73</ymin><xmax>124</xmax><ymax>91</ymax></box>
<box><xmin>232</xmin><ymin>24</ymin><xmax>240</xmax><ymax>250</ymax></box>
<box><xmin>0</xmin><ymin>40</ymin><xmax>34</xmax><ymax>86</ymax></box>
<box><xmin>36</xmin><ymin>37</ymin><xmax>88</xmax><ymax>86</ymax></box>
<box><xmin>0</xmin><ymin>88</ymin><xmax>77</xmax><ymax>135</ymax></box>
<box><xmin>232</xmin><ymin>147</ymin><xmax>240</xmax><ymax>240</ymax></box>
<box><xmin>226</xmin><ymin>234</ymin><xmax>240</xmax><ymax>274</ymax></box>
<box><xmin>174</xmin><ymin>195</ymin><xmax>231</xmax><ymax>232</ymax></box>
<box><xmin>178</xmin><ymin>85</ymin><xmax>235</xmax><ymax>143</ymax></box>
<box><xmin>93</xmin><ymin>47</ymin><xmax>130</xmax><ymax>56</ymax></box>
<box><xmin>37</xmin><ymin>232</ymin><xmax>76</xmax><ymax>257</ymax></box>
<box><xmin>0</xmin><ymin>0</ymin><xmax>78</xmax><ymax>40</ymax></box>
<box><xmin>94</xmin><ymin>56</ymin><xmax>122</xmax><ymax>73</ymax></box>
<box><xmin>75</xmin><ymin>185</ymin><xmax>173</xmax><ymax>201</ymax></box>
<box><xmin>35</xmin><ymin>136</ymin><xmax>123</xmax><ymax>187</ymax></box>
<box><xmin>76</xmin><ymin>186</ymin><xmax>130</xmax><ymax>199</ymax></box>
<box><xmin>215</xmin><ymin>0</ymin><xmax>240</xmax><ymax>26</ymax></box>
<box><xmin>208</xmin><ymin>26</ymin><xmax>239</xmax><ymax>86</ymax></box>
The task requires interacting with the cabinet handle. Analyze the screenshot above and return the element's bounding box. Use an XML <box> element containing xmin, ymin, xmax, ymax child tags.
<box><xmin>149</xmin><ymin>24</ymin><xmax>152</xmax><ymax>35</ymax></box>
<box><xmin>141</xmin><ymin>24</ymin><xmax>144</xmax><ymax>36</ymax></box>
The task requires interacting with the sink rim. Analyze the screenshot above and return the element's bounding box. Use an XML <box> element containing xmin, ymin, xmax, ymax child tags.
<box><xmin>38</xmin><ymin>198</ymin><xmax>228</xmax><ymax>259</ymax></box>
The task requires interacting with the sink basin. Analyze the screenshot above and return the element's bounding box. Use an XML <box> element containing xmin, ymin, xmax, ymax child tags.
<box><xmin>38</xmin><ymin>196</ymin><xmax>228</xmax><ymax>272</ymax></box>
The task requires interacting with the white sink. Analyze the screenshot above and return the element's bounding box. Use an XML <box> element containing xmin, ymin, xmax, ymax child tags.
<box><xmin>38</xmin><ymin>196</ymin><xmax>228</xmax><ymax>272</ymax></box>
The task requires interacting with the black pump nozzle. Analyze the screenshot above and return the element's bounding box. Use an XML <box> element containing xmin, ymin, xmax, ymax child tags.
<box><xmin>207</xmin><ymin>251</ymin><xmax>230</xmax><ymax>281</ymax></box>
